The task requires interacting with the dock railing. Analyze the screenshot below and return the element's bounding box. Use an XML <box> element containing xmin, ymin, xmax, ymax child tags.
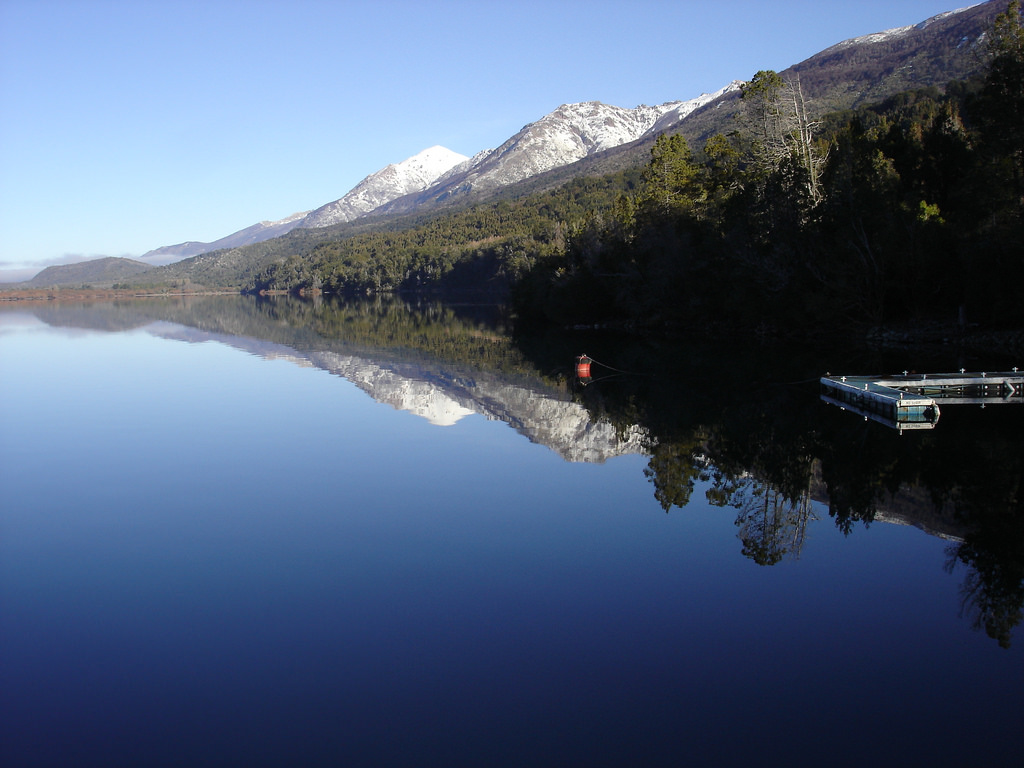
<box><xmin>820</xmin><ymin>369</ymin><xmax>1023</xmax><ymax>432</ymax></box>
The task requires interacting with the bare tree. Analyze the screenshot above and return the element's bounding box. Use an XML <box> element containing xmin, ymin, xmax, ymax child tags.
<box><xmin>740</xmin><ymin>70</ymin><xmax>828</xmax><ymax>206</ymax></box>
<box><xmin>785</xmin><ymin>74</ymin><xmax>827</xmax><ymax>205</ymax></box>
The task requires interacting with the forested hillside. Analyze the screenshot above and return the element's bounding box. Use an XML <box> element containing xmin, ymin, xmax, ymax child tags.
<box><xmin>517</xmin><ymin>2</ymin><xmax>1024</xmax><ymax>335</ymax></box>
<box><xmin>18</xmin><ymin>256</ymin><xmax>152</xmax><ymax>288</ymax></box>
<box><xmin>128</xmin><ymin>2</ymin><xmax>1023</xmax><ymax>340</ymax></box>
<box><xmin>133</xmin><ymin>170</ymin><xmax>643</xmax><ymax>295</ymax></box>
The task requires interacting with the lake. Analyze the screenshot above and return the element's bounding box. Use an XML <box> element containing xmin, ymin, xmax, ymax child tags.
<box><xmin>1</xmin><ymin>295</ymin><xmax>1021</xmax><ymax>767</ymax></box>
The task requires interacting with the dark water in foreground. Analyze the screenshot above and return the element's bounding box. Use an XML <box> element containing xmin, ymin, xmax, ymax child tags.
<box><xmin>1</xmin><ymin>295</ymin><xmax>1021</xmax><ymax>767</ymax></box>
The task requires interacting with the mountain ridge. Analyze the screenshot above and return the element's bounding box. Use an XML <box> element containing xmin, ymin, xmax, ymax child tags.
<box><xmin>139</xmin><ymin>146</ymin><xmax>470</xmax><ymax>264</ymax></box>
<box><xmin>11</xmin><ymin>1</ymin><xmax>1007</xmax><ymax>290</ymax></box>
<box><xmin>298</xmin><ymin>145</ymin><xmax>470</xmax><ymax>228</ymax></box>
<box><xmin>462</xmin><ymin>0</ymin><xmax>1001</xmax><ymax>201</ymax></box>
<box><xmin>141</xmin><ymin>99</ymin><xmax>707</xmax><ymax>262</ymax></box>
<box><xmin>141</xmin><ymin>211</ymin><xmax>310</xmax><ymax>264</ymax></box>
<box><xmin>373</xmin><ymin>86</ymin><xmax>739</xmax><ymax>219</ymax></box>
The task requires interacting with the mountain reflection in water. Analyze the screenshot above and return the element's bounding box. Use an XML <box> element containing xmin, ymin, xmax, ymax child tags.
<box><xmin>4</xmin><ymin>293</ymin><xmax>1024</xmax><ymax>767</ymax></box>
<box><xmin>9</xmin><ymin>292</ymin><xmax>1024</xmax><ymax>650</ymax></box>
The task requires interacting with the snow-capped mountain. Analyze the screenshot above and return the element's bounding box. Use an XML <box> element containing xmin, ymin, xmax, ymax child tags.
<box><xmin>142</xmin><ymin>147</ymin><xmax>468</xmax><ymax>262</ymax></box>
<box><xmin>377</xmin><ymin>88</ymin><xmax>738</xmax><ymax>215</ymax></box>
<box><xmin>42</xmin><ymin>0</ymin><xmax>1001</xmax><ymax>282</ymax></box>
<box><xmin>142</xmin><ymin>90</ymin><xmax>740</xmax><ymax>260</ymax></box>
<box><xmin>426</xmin><ymin>100</ymin><xmax>677</xmax><ymax>195</ymax></box>
<box><xmin>299</xmin><ymin>145</ymin><xmax>469</xmax><ymax>228</ymax></box>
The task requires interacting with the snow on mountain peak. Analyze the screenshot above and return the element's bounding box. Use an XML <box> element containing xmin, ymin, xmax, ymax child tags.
<box><xmin>819</xmin><ymin>5</ymin><xmax>976</xmax><ymax>55</ymax></box>
<box><xmin>822</xmin><ymin>25</ymin><xmax>915</xmax><ymax>52</ymax></box>
<box><xmin>408</xmin><ymin>99</ymin><xmax>691</xmax><ymax>200</ymax></box>
<box><xmin>299</xmin><ymin>145</ymin><xmax>469</xmax><ymax>228</ymax></box>
<box><xmin>146</xmin><ymin>81</ymin><xmax>753</xmax><ymax>256</ymax></box>
<box><xmin>644</xmin><ymin>81</ymin><xmax>743</xmax><ymax>136</ymax></box>
<box><xmin>381</xmin><ymin>87</ymin><xmax>745</xmax><ymax>209</ymax></box>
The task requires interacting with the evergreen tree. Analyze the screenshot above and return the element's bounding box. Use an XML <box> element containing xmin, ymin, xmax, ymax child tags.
<box><xmin>638</xmin><ymin>133</ymin><xmax>700</xmax><ymax>219</ymax></box>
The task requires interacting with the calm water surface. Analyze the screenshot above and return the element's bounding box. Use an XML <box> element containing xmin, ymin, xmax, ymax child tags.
<box><xmin>1</xmin><ymin>297</ymin><xmax>1021</xmax><ymax>767</ymax></box>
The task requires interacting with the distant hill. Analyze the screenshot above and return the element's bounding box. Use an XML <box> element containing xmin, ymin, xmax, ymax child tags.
<box><xmin>20</xmin><ymin>256</ymin><xmax>153</xmax><ymax>288</ymax></box>
<box><xmin>139</xmin><ymin>211</ymin><xmax>311</xmax><ymax>264</ymax></box>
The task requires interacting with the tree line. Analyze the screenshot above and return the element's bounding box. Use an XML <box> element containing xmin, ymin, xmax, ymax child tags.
<box><xmin>243</xmin><ymin>172</ymin><xmax>640</xmax><ymax>298</ymax></box>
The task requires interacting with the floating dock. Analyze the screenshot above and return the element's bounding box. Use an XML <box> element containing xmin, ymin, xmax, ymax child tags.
<box><xmin>820</xmin><ymin>370</ymin><xmax>1024</xmax><ymax>432</ymax></box>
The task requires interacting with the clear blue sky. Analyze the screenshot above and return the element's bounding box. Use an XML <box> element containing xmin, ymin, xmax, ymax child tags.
<box><xmin>0</xmin><ymin>0</ymin><xmax>980</xmax><ymax>280</ymax></box>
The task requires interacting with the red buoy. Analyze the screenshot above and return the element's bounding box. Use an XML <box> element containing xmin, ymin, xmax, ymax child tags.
<box><xmin>575</xmin><ymin>354</ymin><xmax>592</xmax><ymax>379</ymax></box>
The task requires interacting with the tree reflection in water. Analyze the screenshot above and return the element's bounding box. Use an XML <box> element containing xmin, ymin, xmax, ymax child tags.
<box><xmin>557</xmin><ymin>330</ymin><xmax>1024</xmax><ymax>646</ymax></box>
<box><xmin>15</xmin><ymin>294</ymin><xmax>1021</xmax><ymax>646</ymax></box>
<box><xmin>722</xmin><ymin>477</ymin><xmax>817</xmax><ymax>566</ymax></box>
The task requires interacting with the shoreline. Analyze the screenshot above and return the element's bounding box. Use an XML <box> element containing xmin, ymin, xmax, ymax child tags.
<box><xmin>0</xmin><ymin>288</ymin><xmax>242</xmax><ymax>302</ymax></box>
<box><xmin>2</xmin><ymin>288</ymin><xmax>1021</xmax><ymax>359</ymax></box>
